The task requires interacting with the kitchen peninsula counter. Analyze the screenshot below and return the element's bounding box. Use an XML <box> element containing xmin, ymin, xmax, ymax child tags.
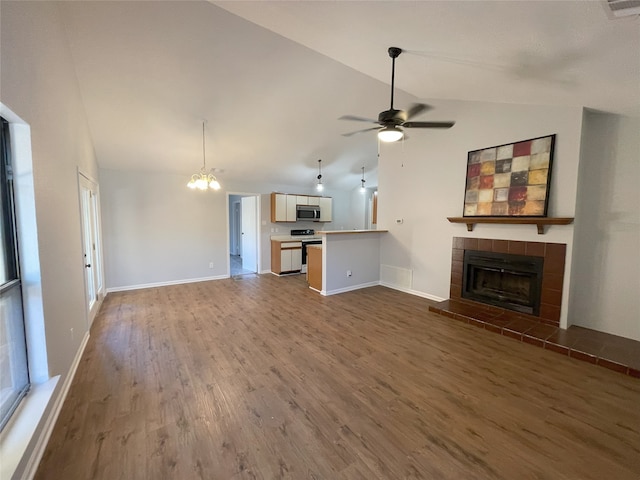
<box><xmin>313</xmin><ymin>229</ymin><xmax>388</xmax><ymax>295</ymax></box>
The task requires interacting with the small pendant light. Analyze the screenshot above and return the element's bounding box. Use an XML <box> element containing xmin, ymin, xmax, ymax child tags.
<box><xmin>316</xmin><ymin>159</ymin><xmax>324</xmax><ymax>192</ymax></box>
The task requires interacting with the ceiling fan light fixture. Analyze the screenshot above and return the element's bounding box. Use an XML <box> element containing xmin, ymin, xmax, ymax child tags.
<box><xmin>378</xmin><ymin>126</ymin><xmax>404</xmax><ymax>142</ymax></box>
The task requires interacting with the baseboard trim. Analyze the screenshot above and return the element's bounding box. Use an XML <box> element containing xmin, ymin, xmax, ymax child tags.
<box><xmin>324</xmin><ymin>281</ymin><xmax>381</xmax><ymax>296</ymax></box>
<box><xmin>379</xmin><ymin>282</ymin><xmax>446</xmax><ymax>302</ymax></box>
<box><xmin>18</xmin><ymin>330</ymin><xmax>90</xmax><ymax>480</ymax></box>
<box><xmin>106</xmin><ymin>274</ymin><xmax>229</xmax><ymax>293</ymax></box>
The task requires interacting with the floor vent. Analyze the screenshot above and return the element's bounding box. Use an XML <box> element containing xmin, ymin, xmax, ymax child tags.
<box><xmin>605</xmin><ymin>0</ymin><xmax>640</xmax><ymax>17</ymax></box>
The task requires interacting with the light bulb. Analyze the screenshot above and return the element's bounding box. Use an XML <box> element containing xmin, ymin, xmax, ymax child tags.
<box><xmin>378</xmin><ymin>126</ymin><xmax>404</xmax><ymax>142</ymax></box>
<box><xmin>316</xmin><ymin>182</ymin><xmax>324</xmax><ymax>192</ymax></box>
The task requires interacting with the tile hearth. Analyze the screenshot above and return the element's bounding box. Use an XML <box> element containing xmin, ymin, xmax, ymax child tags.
<box><xmin>429</xmin><ymin>299</ymin><xmax>640</xmax><ymax>378</ymax></box>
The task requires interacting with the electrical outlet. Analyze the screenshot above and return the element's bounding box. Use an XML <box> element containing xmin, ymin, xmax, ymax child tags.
<box><xmin>209</xmin><ymin>262</ymin><xmax>214</xmax><ymax>269</ymax></box>
<box><xmin>347</xmin><ymin>270</ymin><xmax>352</xmax><ymax>277</ymax></box>
<box><xmin>396</xmin><ymin>218</ymin><xmax>404</xmax><ymax>224</ymax></box>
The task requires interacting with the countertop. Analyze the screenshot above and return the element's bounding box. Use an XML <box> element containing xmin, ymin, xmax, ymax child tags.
<box><xmin>317</xmin><ymin>229</ymin><xmax>388</xmax><ymax>235</ymax></box>
<box><xmin>270</xmin><ymin>235</ymin><xmax>322</xmax><ymax>242</ymax></box>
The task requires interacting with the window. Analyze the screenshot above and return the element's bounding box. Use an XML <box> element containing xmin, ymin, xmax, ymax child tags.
<box><xmin>0</xmin><ymin>116</ymin><xmax>30</xmax><ymax>431</ymax></box>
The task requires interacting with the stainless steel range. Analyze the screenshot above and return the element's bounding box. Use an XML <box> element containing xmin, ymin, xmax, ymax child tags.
<box><xmin>291</xmin><ymin>229</ymin><xmax>322</xmax><ymax>274</ymax></box>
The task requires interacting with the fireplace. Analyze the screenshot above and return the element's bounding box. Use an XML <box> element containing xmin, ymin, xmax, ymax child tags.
<box><xmin>462</xmin><ymin>250</ymin><xmax>543</xmax><ymax>315</ymax></box>
<box><xmin>450</xmin><ymin>237</ymin><xmax>567</xmax><ymax>326</ymax></box>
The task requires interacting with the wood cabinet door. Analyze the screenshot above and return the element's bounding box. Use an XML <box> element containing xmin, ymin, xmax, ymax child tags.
<box><xmin>271</xmin><ymin>193</ymin><xmax>287</xmax><ymax>222</ymax></box>
<box><xmin>286</xmin><ymin>195</ymin><xmax>297</xmax><ymax>221</ymax></box>
<box><xmin>291</xmin><ymin>248</ymin><xmax>302</xmax><ymax>271</ymax></box>
<box><xmin>280</xmin><ymin>249</ymin><xmax>292</xmax><ymax>272</ymax></box>
<box><xmin>319</xmin><ymin>197</ymin><xmax>332</xmax><ymax>222</ymax></box>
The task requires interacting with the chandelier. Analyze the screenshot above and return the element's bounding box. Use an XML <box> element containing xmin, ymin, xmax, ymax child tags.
<box><xmin>187</xmin><ymin>121</ymin><xmax>221</xmax><ymax>191</ymax></box>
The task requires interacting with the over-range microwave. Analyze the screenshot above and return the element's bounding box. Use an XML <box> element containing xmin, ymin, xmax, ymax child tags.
<box><xmin>296</xmin><ymin>204</ymin><xmax>321</xmax><ymax>221</ymax></box>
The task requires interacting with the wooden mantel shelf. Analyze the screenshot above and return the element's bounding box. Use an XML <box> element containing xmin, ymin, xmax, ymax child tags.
<box><xmin>447</xmin><ymin>216</ymin><xmax>574</xmax><ymax>235</ymax></box>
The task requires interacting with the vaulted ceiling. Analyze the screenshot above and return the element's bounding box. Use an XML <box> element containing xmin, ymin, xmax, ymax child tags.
<box><xmin>58</xmin><ymin>1</ymin><xmax>639</xmax><ymax>191</ymax></box>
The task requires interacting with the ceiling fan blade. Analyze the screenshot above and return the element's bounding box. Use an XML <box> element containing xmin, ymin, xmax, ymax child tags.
<box><xmin>405</xmin><ymin>103</ymin><xmax>433</xmax><ymax>120</ymax></box>
<box><xmin>341</xmin><ymin>126</ymin><xmax>380</xmax><ymax>137</ymax></box>
<box><xmin>403</xmin><ymin>121</ymin><xmax>455</xmax><ymax>129</ymax></box>
<box><xmin>339</xmin><ymin>115</ymin><xmax>379</xmax><ymax>124</ymax></box>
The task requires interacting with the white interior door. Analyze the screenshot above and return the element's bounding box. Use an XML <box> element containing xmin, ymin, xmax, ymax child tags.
<box><xmin>234</xmin><ymin>202</ymin><xmax>241</xmax><ymax>256</ymax></box>
<box><xmin>241</xmin><ymin>196</ymin><xmax>257</xmax><ymax>273</ymax></box>
<box><xmin>79</xmin><ymin>173</ymin><xmax>103</xmax><ymax>326</ymax></box>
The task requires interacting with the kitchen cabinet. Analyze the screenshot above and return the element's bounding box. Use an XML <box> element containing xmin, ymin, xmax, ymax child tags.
<box><xmin>270</xmin><ymin>192</ymin><xmax>332</xmax><ymax>223</ymax></box>
<box><xmin>271</xmin><ymin>240</ymin><xmax>302</xmax><ymax>274</ymax></box>
<box><xmin>270</xmin><ymin>193</ymin><xmax>297</xmax><ymax>222</ymax></box>
<box><xmin>319</xmin><ymin>197</ymin><xmax>332</xmax><ymax>222</ymax></box>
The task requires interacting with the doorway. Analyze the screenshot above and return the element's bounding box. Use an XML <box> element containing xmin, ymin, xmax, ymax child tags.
<box><xmin>78</xmin><ymin>172</ymin><xmax>104</xmax><ymax>326</ymax></box>
<box><xmin>228</xmin><ymin>193</ymin><xmax>260</xmax><ymax>277</ymax></box>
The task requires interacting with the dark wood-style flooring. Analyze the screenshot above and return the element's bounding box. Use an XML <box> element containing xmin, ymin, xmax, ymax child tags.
<box><xmin>35</xmin><ymin>275</ymin><xmax>640</xmax><ymax>479</ymax></box>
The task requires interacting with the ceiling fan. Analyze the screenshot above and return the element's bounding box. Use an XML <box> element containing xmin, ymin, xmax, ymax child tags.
<box><xmin>340</xmin><ymin>47</ymin><xmax>455</xmax><ymax>142</ymax></box>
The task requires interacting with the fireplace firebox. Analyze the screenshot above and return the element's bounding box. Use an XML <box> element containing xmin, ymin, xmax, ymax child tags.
<box><xmin>462</xmin><ymin>250</ymin><xmax>544</xmax><ymax>315</ymax></box>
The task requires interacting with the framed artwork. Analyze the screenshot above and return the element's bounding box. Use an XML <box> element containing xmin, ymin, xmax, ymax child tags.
<box><xmin>463</xmin><ymin>134</ymin><xmax>555</xmax><ymax>217</ymax></box>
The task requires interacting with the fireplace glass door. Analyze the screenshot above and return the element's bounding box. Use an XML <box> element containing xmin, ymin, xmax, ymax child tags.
<box><xmin>462</xmin><ymin>250</ymin><xmax>543</xmax><ymax>315</ymax></box>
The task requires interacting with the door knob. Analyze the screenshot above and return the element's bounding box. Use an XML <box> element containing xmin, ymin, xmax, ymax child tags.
<box><xmin>85</xmin><ymin>264</ymin><xmax>91</xmax><ymax>268</ymax></box>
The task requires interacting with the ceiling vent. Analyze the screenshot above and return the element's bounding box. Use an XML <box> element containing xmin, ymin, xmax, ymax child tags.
<box><xmin>605</xmin><ymin>0</ymin><xmax>640</xmax><ymax>17</ymax></box>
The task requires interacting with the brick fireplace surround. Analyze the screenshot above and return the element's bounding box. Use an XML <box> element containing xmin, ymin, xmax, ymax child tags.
<box><xmin>429</xmin><ymin>237</ymin><xmax>640</xmax><ymax>378</ymax></box>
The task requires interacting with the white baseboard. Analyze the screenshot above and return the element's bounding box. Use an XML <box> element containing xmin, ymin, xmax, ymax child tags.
<box><xmin>379</xmin><ymin>281</ymin><xmax>446</xmax><ymax>303</ymax></box>
<box><xmin>324</xmin><ymin>281</ymin><xmax>381</xmax><ymax>296</ymax></box>
<box><xmin>106</xmin><ymin>274</ymin><xmax>229</xmax><ymax>293</ymax></box>
<box><xmin>16</xmin><ymin>330</ymin><xmax>90</xmax><ymax>480</ymax></box>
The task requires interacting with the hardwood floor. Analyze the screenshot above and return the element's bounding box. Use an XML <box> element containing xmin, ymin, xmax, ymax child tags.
<box><xmin>35</xmin><ymin>275</ymin><xmax>640</xmax><ymax>479</ymax></box>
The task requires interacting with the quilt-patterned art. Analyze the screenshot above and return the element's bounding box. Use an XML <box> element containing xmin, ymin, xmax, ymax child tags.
<box><xmin>463</xmin><ymin>134</ymin><xmax>555</xmax><ymax>217</ymax></box>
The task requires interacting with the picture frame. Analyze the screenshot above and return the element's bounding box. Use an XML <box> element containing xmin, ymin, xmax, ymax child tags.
<box><xmin>462</xmin><ymin>134</ymin><xmax>555</xmax><ymax>217</ymax></box>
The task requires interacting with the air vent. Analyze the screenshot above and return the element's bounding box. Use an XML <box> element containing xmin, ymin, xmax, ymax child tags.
<box><xmin>605</xmin><ymin>0</ymin><xmax>640</xmax><ymax>17</ymax></box>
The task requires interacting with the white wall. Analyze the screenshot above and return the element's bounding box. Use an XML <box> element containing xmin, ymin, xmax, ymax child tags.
<box><xmin>378</xmin><ymin>99</ymin><xmax>584</xmax><ymax>329</ymax></box>
<box><xmin>569</xmin><ymin>112</ymin><xmax>640</xmax><ymax>341</ymax></box>
<box><xmin>100</xmin><ymin>169</ymin><xmax>230</xmax><ymax>289</ymax></box>
<box><xmin>1</xmin><ymin>2</ymin><xmax>100</xmax><ymax>476</ymax></box>
<box><xmin>100</xmin><ymin>171</ymin><xmax>367</xmax><ymax>288</ymax></box>
<box><xmin>1</xmin><ymin>1</ymin><xmax>98</xmax><ymax>381</ymax></box>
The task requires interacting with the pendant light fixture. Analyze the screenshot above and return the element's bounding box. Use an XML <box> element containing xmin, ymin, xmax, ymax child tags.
<box><xmin>316</xmin><ymin>159</ymin><xmax>324</xmax><ymax>192</ymax></box>
<box><xmin>187</xmin><ymin>121</ymin><xmax>221</xmax><ymax>191</ymax></box>
<box><xmin>360</xmin><ymin>166</ymin><xmax>366</xmax><ymax>193</ymax></box>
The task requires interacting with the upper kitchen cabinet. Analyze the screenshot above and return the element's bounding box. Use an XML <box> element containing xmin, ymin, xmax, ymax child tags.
<box><xmin>319</xmin><ymin>197</ymin><xmax>332</xmax><ymax>222</ymax></box>
<box><xmin>270</xmin><ymin>193</ymin><xmax>332</xmax><ymax>223</ymax></box>
<box><xmin>271</xmin><ymin>193</ymin><xmax>297</xmax><ymax>222</ymax></box>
